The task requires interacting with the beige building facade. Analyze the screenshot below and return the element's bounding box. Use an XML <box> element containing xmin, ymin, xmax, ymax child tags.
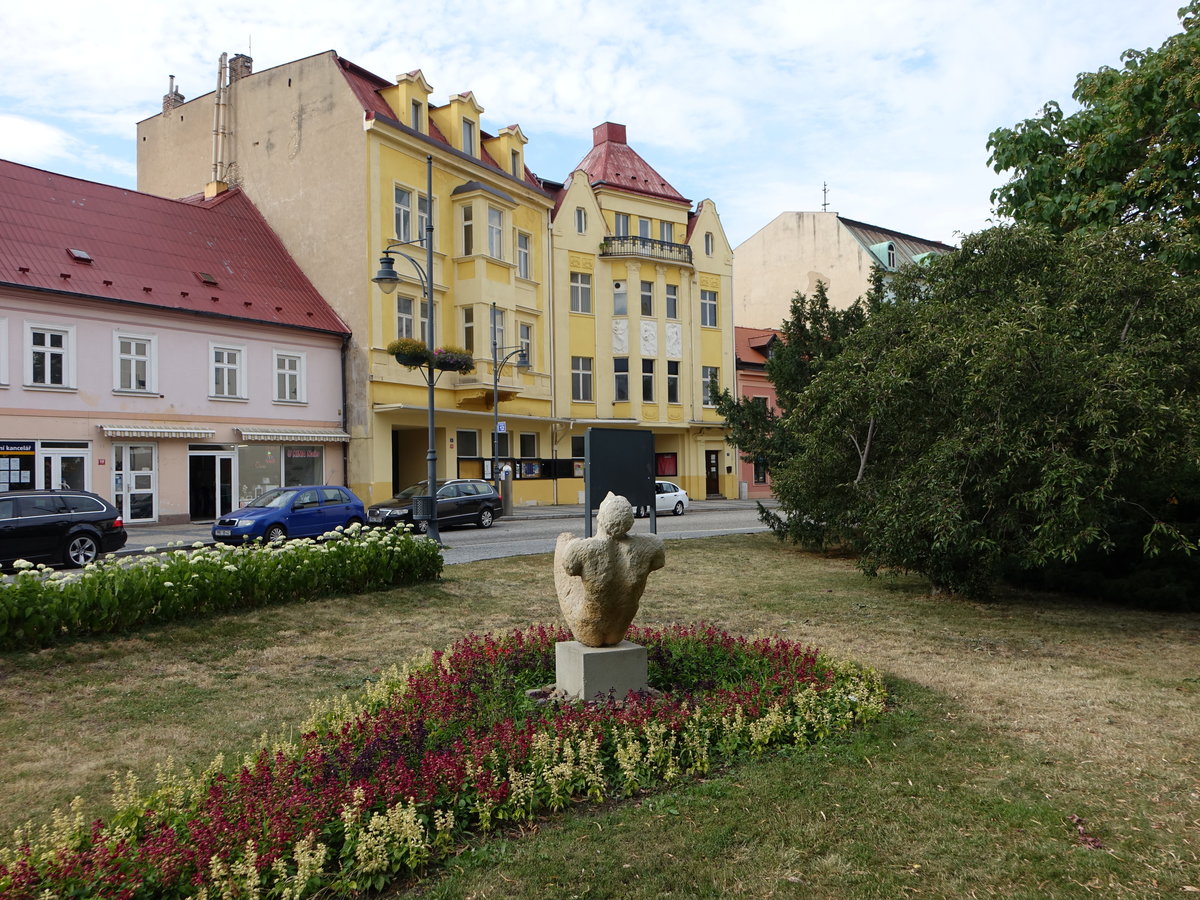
<box><xmin>733</xmin><ymin>211</ymin><xmax>954</xmax><ymax>327</ymax></box>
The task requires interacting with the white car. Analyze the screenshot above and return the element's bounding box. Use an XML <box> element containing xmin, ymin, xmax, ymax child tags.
<box><xmin>635</xmin><ymin>481</ymin><xmax>689</xmax><ymax>517</ymax></box>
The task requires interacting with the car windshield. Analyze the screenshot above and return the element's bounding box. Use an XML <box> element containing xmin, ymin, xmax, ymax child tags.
<box><xmin>394</xmin><ymin>482</ymin><xmax>434</xmax><ymax>500</ymax></box>
<box><xmin>246</xmin><ymin>488</ymin><xmax>297</xmax><ymax>509</ymax></box>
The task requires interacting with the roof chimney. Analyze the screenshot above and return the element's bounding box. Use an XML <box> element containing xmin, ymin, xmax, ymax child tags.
<box><xmin>162</xmin><ymin>75</ymin><xmax>185</xmax><ymax>114</ymax></box>
<box><xmin>229</xmin><ymin>54</ymin><xmax>253</xmax><ymax>81</ymax></box>
<box><xmin>593</xmin><ymin>122</ymin><xmax>627</xmax><ymax>146</ymax></box>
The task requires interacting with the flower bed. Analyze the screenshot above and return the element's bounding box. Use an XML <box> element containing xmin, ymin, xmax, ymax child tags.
<box><xmin>0</xmin><ymin>525</ymin><xmax>442</xmax><ymax>651</ymax></box>
<box><xmin>0</xmin><ymin>624</ymin><xmax>886</xmax><ymax>899</ymax></box>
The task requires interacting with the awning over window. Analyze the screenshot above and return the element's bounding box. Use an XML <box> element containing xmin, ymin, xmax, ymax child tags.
<box><xmin>236</xmin><ymin>426</ymin><xmax>351</xmax><ymax>443</ymax></box>
<box><xmin>99</xmin><ymin>424</ymin><xmax>216</xmax><ymax>439</ymax></box>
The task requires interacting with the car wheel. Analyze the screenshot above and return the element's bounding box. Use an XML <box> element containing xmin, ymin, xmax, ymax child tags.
<box><xmin>414</xmin><ymin>519</ymin><xmax>430</xmax><ymax>534</ymax></box>
<box><xmin>673</xmin><ymin>501</ymin><xmax>685</xmax><ymax>516</ymax></box>
<box><xmin>63</xmin><ymin>532</ymin><xmax>100</xmax><ymax>568</ymax></box>
<box><xmin>477</xmin><ymin>508</ymin><xmax>494</xmax><ymax>528</ymax></box>
<box><xmin>265</xmin><ymin>524</ymin><xmax>287</xmax><ymax>542</ymax></box>
<box><xmin>346</xmin><ymin>517</ymin><xmax>363</xmax><ymax>528</ymax></box>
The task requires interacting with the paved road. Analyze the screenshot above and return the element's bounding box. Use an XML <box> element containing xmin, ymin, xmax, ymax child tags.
<box><xmin>117</xmin><ymin>499</ymin><xmax>777</xmax><ymax>564</ymax></box>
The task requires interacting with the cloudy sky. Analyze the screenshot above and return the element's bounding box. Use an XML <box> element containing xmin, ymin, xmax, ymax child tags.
<box><xmin>0</xmin><ymin>0</ymin><xmax>1188</xmax><ymax>248</ymax></box>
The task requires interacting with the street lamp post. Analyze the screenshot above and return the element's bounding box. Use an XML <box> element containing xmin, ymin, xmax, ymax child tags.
<box><xmin>490</xmin><ymin>301</ymin><xmax>529</xmax><ymax>498</ymax></box>
<box><xmin>372</xmin><ymin>155</ymin><xmax>441</xmax><ymax>543</ymax></box>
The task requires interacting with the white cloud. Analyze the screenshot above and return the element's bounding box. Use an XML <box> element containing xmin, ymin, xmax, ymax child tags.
<box><xmin>0</xmin><ymin>0</ymin><xmax>1190</xmax><ymax>245</ymax></box>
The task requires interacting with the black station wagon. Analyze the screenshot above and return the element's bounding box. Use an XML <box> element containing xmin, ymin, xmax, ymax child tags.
<box><xmin>0</xmin><ymin>489</ymin><xmax>128</xmax><ymax>568</ymax></box>
<box><xmin>367</xmin><ymin>479</ymin><xmax>502</xmax><ymax>533</ymax></box>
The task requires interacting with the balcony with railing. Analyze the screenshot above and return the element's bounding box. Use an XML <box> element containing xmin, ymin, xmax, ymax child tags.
<box><xmin>599</xmin><ymin>235</ymin><xmax>693</xmax><ymax>265</ymax></box>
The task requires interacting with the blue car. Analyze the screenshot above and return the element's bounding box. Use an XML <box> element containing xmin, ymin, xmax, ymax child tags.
<box><xmin>212</xmin><ymin>485</ymin><xmax>365</xmax><ymax>544</ymax></box>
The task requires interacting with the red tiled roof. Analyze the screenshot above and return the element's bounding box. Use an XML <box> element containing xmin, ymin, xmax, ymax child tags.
<box><xmin>735</xmin><ymin>326</ymin><xmax>783</xmax><ymax>364</ymax></box>
<box><xmin>572</xmin><ymin>122</ymin><xmax>689</xmax><ymax>205</ymax></box>
<box><xmin>0</xmin><ymin>160</ymin><xmax>349</xmax><ymax>335</ymax></box>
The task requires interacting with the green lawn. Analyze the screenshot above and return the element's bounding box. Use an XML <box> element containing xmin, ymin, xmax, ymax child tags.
<box><xmin>1</xmin><ymin>533</ymin><xmax>1196</xmax><ymax>897</ymax></box>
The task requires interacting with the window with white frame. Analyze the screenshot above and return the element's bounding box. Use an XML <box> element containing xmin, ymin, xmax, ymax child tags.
<box><xmin>701</xmin><ymin>365</ymin><xmax>719</xmax><ymax>407</ymax></box>
<box><xmin>570</xmin><ymin>272</ymin><xmax>592</xmax><ymax>313</ymax></box>
<box><xmin>211</xmin><ymin>343</ymin><xmax>246</xmax><ymax>399</ymax></box>
<box><xmin>519</xmin><ymin>432</ymin><xmax>537</xmax><ymax>458</ymax></box>
<box><xmin>640</xmin><ymin>280</ymin><xmax>653</xmax><ymax>317</ymax></box>
<box><xmin>665</xmin><ymin>284</ymin><xmax>679</xmax><ymax>319</ymax></box>
<box><xmin>614</xmin><ymin>213</ymin><xmax>630</xmax><ymax>237</ymax></box>
<box><xmin>519</xmin><ymin>322</ymin><xmax>533</xmax><ymax>367</ymax></box>
<box><xmin>411</xmin><ymin>99</ymin><xmax>423</xmax><ymax>130</ymax></box>
<box><xmin>704</xmin><ymin>231</ymin><xmax>715</xmax><ymax>255</ymax></box>
<box><xmin>642</xmin><ymin>358</ymin><xmax>655</xmax><ymax>401</ymax></box>
<box><xmin>490</xmin><ymin>306</ymin><xmax>505</xmax><ymax>351</ymax></box>
<box><xmin>27</xmin><ymin>323</ymin><xmax>74</xmax><ymax>388</ymax></box>
<box><xmin>638</xmin><ymin>217</ymin><xmax>651</xmax><ymax>238</ymax></box>
<box><xmin>700</xmin><ymin>289</ymin><xmax>718</xmax><ymax>327</ymax></box>
<box><xmin>511</xmin><ymin>149</ymin><xmax>521</xmax><ymax>177</ymax></box>
<box><xmin>418</xmin><ymin>193</ymin><xmax>431</xmax><ymax>239</ymax></box>
<box><xmin>487</xmin><ymin>206</ymin><xmax>503</xmax><ymax>259</ymax></box>
<box><xmin>517</xmin><ymin>232</ymin><xmax>531</xmax><ymax>278</ymax></box>
<box><xmin>491</xmin><ymin>431</ymin><xmax>510</xmax><ymax>457</ymax></box>
<box><xmin>463</xmin><ymin>307</ymin><xmax>475</xmax><ymax>354</ymax></box>
<box><xmin>461</xmin><ymin>205</ymin><xmax>474</xmax><ymax>255</ymax></box>
<box><xmin>462</xmin><ymin>118</ymin><xmax>476</xmax><ymax>155</ymax></box>
<box><xmin>571</xmin><ymin>356</ymin><xmax>593</xmax><ymax>401</ymax></box>
<box><xmin>614</xmin><ymin>357</ymin><xmax>629</xmax><ymax>401</ymax></box>
<box><xmin>667</xmin><ymin>360</ymin><xmax>680</xmax><ymax>403</ymax></box>
<box><xmin>394</xmin><ymin>187</ymin><xmax>413</xmax><ymax>242</ymax></box>
<box><xmin>456</xmin><ymin>429</ymin><xmax>479</xmax><ymax>457</ymax></box>
<box><xmin>396</xmin><ymin>296</ymin><xmax>416</xmax><ymax>339</ymax></box>
<box><xmin>613</xmin><ymin>280</ymin><xmax>627</xmax><ymax>316</ymax></box>
<box><xmin>574</xmin><ymin>207</ymin><xmax>587</xmax><ymax>233</ymax></box>
<box><xmin>660</xmin><ymin>221</ymin><xmax>674</xmax><ymax>243</ymax></box>
<box><xmin>114</xmin><ymin>332</ymin><xmax>155</xmax><ymax>392</ymax></box>
<box><xmin>274</xmin><ymin>351</ymin><xmax>306</xmax><ymax>403</ymax></box>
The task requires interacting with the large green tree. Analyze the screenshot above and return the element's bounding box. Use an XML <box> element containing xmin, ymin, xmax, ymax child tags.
<box><xmin>763</xmin><ymin>225</ymin><xmax>1200</xmax><ymax>597</ymax></box>
<box><xmin>988</xmin><ymin>2</ymin><xmax>1200</xmax><ymax>271</ymax></box>
<box><xmin>715</xmin><ymin>278</ymin><xmax>877</xmax><ymax>497</ymax></box>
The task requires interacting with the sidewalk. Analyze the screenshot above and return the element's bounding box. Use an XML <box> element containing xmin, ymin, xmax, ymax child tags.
<box><xmin>117</xmin><ymin>497</ymin><xmax>776</xmax><ymax>555</ymax></box>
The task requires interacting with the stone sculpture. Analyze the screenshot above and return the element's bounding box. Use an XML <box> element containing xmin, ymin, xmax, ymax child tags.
<box><xmin>554</xmin><ymin>492</ymin><xmax>666</xmax><ymax>647</ymax></box>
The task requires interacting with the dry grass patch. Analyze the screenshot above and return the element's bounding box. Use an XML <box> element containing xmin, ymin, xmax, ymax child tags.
<box><xmin>1</xmin><ymin>533</ymin><xmax>1197</xmax><ymax>896</ymax></box>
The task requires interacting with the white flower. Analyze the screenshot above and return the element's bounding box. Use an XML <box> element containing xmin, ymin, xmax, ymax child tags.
<box><xmin>164</xmin><ymin>582</ymin><xmax>174</xmax><ymax>588</ymax></box>
<box><xmin>12</xmin><ymin>559</ymin><xmax>33</xmax><ymax>570</ymax></box>
<box><xmin>145</xmin><ymin>546</ymin><xmax>157</xmax><ymax>553</ymax></box>
<box><xmin>192</xmin><ymin>541</ymin><xmax>205</xmax><ymax>549</ymax></box>
<box><xmin>224</xmin><ymin>565</ymin><xmax>238</xmax><ymax>573</ymax></box>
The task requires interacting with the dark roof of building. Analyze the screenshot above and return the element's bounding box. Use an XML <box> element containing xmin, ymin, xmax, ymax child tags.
<box><xmin>838</xmin><ymin>216</ymin><xmax>956</xmax><ymax>268</ymax></box>
<box><xmin>571</xmin><ymin>122</ymin><xmax>690</xmax><ymax>205</ymax></box>
<box><xmin>0</xmin><ymin>160</ymin><xmax>349</xmax><ymax>335</ymax></box>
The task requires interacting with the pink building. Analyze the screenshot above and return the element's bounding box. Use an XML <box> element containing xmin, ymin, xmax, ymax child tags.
<box><xmin>734</xmin><ymin>326</ymin><xmax>782</xmax><ymax>500</ymax></box>
<box><xmin>0</xmin><ymin>161</ymin><xmax>349</xmax><ymax>524</ymax></box>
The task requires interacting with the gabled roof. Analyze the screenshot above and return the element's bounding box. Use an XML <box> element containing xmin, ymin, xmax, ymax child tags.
<box><xmin>735</xmin><ymin>327</ymin><xmax>783</xmax><ymax>366</ymax></box>
<box><xmin>838</xmin><ymin>216</ymin><xmax>956</xmax><ymax>269</ymax></box>
<box><xmin>572</xmin><ymin>122</ymin><xmax>690</xmax><ymax>205</ymax></box>
<box><xmin>335</xmin><ymin>55</ymin><xmax>548</xmax><ymax>194</ymax></box>
<box><xmin>0</xmin><ymin>160</ymin><xmax>349</xmax><ymax>335</ymax></box>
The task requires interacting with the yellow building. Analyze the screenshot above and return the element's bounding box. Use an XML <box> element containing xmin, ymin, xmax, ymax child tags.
<box><xmin>137</xmin><ymin>52</ymin><xmax>557</xmax><ymax>505</ymax></box>
<box><xmin>547</xmin><ymin>123</ymin><xmax>736</xmax><ymax>502</ymax></box>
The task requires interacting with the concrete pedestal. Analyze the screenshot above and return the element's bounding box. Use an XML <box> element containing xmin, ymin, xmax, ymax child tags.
<box><xmin>555</xmin><ymin>640</ymin><xmax>648</xmax><ymax>701</ymax></box>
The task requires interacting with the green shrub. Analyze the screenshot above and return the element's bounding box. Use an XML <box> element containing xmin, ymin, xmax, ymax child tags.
<box><xmin>0</xmin><ymin>525</ymin><xmax>442</xmax><ymax>651</ymax></box>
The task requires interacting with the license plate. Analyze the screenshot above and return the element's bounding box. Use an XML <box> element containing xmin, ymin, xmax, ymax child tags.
<box><xmin>214</xmin><ymin>528</ymin><xmax>232</xmax><ymax>536</ymax></box>
<box><xmin>368</xmin><ymin>514</ymin><xmax>383</xmax><ymax>523</ymax></box>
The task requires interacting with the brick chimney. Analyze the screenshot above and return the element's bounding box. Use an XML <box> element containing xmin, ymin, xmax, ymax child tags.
<box><xmin>162</xmin><ymin>75</ymin><xmax>185</xmax><ymax>115</ymax></box>
<box><xmin>592</xmin><ymin>122</ymin><xmax>627</xmax><ymax>146</ymax></box>
<box><xmin>229</xmin><ymin>54</ymin><xmax>253</xmax><ymax>82</ymax></box>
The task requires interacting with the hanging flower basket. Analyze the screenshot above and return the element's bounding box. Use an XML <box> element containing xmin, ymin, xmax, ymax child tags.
<box><xmin>432</xmin><ymin>346</ymin><xmax>476</xmax><ymax>374</ymax></box>
<box><xmin>388</xmin><ymin>338</ymin><xmax>432</xmax><ymax>368</ymax></box>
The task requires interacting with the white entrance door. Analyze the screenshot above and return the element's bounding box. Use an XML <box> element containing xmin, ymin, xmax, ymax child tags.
<box><xmin>113</xmin><ymin>443</ymin><xmax>157</xmax><ymax>523</ymax></box>
<box><xmin>39</xmin><ymin>442</ymin><xmax>90</xmax><ymax>491</ymax></box>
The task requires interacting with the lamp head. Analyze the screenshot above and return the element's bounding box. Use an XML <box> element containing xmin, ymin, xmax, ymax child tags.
<box><xmin>516</xmin><ymin>349</ymin><xmax>530</xmax><ymax>368</ymax></box>
<box><xmin>372</xmin><ymin>255</ymin><xmax>399</xmax><ymax>294</ymax></box>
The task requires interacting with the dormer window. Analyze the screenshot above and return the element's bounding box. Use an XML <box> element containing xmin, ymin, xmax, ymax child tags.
<box><xmin>462</xmin><ymin>118</ymin><xmax>476</xmax><ymax>156</ymax></box>
<box><xmin>887</xmin><ymin>242</ymin><xmax>896</xmax><ymax>267</ymax></box>
<box><xmin>511</xmin><ymin>149</ymin><xmax>521</xmax><ymax>177</ymax></box>
<box><xmin>411</xmin><ymin>100</ymin><xmax>423</xmax><ymax>130</ymax></box>
<box><xmin>67</xmin><ymin>248</ymin><xmax>93</xmax><ymax>263</ymax></box>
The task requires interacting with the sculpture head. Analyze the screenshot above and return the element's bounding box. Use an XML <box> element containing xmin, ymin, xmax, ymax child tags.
<box><xmin>597</xmin><ymin>492</ymin><xmax>634</xmax><ymax>537</ymax></box>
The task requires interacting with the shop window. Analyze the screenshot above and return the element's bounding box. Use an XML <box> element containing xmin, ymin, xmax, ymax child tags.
<box><xmin>656</xmin><ymin>452</ymin><xmax>678</xmax><ymax>477</ymax></box>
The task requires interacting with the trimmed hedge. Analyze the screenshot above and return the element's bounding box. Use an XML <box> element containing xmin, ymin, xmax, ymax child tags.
<box><xmin>0</xmin><ymin>525</ymin><xmax>442</xmax><ymax>650</ymax></box>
